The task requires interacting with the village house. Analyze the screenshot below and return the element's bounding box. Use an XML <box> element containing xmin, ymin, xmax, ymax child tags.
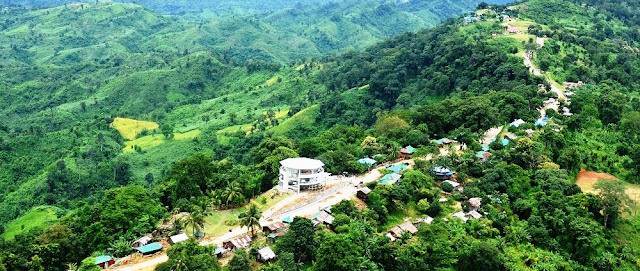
<box><xmin>510</xmin><ymin>119</ymin><xmax>526</xmax><ymax>128</ymax></box>
<box><xmin>507</xmin><ymin>25</ymin><xmax>520</xmax><ymax>34</ymax></box>
<box><xmin>432</xmin><ymin>138</ymin><xmax>458</xmax><ymax>147</ymax></box>
<box><xmin>452</xmin><ymin>212</ymin><xmax>469</xmax><ymax>223</ymax></box>
<box><xmin>399</xmin><ymin>145</ymin><xmax>415</xmax><ymax>159</ymax></box>
<box><xmin>278</xmin><ymin>157</ymin><xmax>331</xmax><ymax>193</ymax></box>
<box><xmin>223</xmin><ymin>234</ymin><xmax>252</xmax><ymax>250</ymax></box>
<box><xmin>387</xmin><ymin>163</ymin><xmax>409</xmax><ymax>174</ymax></box>
<box><xmin>168</xmin><ymin>233</ymin><xmax>189</xmax><ymax>245</ymax></box>
<box><xmin>132</xmin><ymin>236</ymin><xmax>151</xmax><ymax>248</ymax></box>
<box><xmin>469</xmin><ymin>197</ymin><xmax>482</xmax><ymax>211</ymax></box>
<box><xmin>387</xmin><ymin>221</ymin><xmax>419</xmax><ymax>241</ymax></box>
<box><xmin>357</xmin><ymin>187</ymin><xmax>372</xmax><ymax>200</ymax></box>
<box><xmin>312</xmin><ymin>210</ymin><xmax>335</xmax><ymax>227</ymax></box>
<box><xmin>525</xmin><ymin>129</ymin><xmax>535</xmax><ymax>137</ymax></box>
<box><xmin>431</xmin><ymin>166</ymin><xmax>455</xmax><ymax>180</ymax></box>
<box><xmin>379</xmin><ymin>173</ymin><xmax>402</xmax><ymax>185</ymax></box>
<box><xmin>95</xmin><ymin>256</ymin><xmax>114</xmax><ymax>269</ymax></box>
<box><xmin>257</xmin><ymin>246</ymin><xmax>277</xmax><ymax>263</ymax></box>
<box><xmin>357</xmin><ymin>157</ymin><xmax>376</xmax><ymax>167</ymax></box>
<box><xmin>476</xmin><ymin>151</ymin><xmax>492</xmax><ymax>163</ymax></box>
<box><xmin>563</xmin><ymin>81</ymin><xmax>584</xmax><ymax>89</ymax></box>
<box><xmin>135</xmin><ymin>243</ymin><xmax>163</xmax><ymax>256</ymax></box>
<box><xmin>263</xmin><ymin>221</ymin><xmax>288</xmax><ymax>234</ymax></box>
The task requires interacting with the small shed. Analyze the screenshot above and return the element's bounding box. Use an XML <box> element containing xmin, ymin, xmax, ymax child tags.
<box><xmin>95</xmin><ymin>256</ymin><xmax>114</xmax><ymax>269</ymax></box>
<box><xmin>399</xmin><ymin>146</ymin><xmax>416</xmax><ymax>159</ymax></box>
<box><xmin>388</xmin><ymin>226</ymin><xmax>405</xmax><ymax>238</ymax></box>
<box><xmin>214</xmin><ymin>247</ymin><xmax>227</xmax><ymax>258</ymax></box>
<box><xmin>168</xmin><ymin>233</ymin><xmax>189</xmax><ymax>245</ymax></box>
<box><xmin>357</xmin><ymin>187</ymin><xmax>372</xmax><ymax>200</ymax></box>
<box><xmin>135</xmin><ymin>243</ymin><xmax>162</xmax><ymax>255</ymax></box>
<box><xmin>257</xmin><ymin>246</ymin><xmax>277</xmax><ymax>262</ymax></box>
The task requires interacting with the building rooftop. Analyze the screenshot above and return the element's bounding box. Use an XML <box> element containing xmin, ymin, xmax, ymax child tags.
<box><xmin>95</xmin><ymin>256</ymin><xmax>113</xmax><ymax>265</ymax></box>
<box><xmin>169</xmin><ymin>233</ymin><xmax>189</xmax><ymax>244</ymax></box>
<box><xmin>136</xmin><ymin>243</ymin><xmax>162</xmax><ymax>254</ymax></box>
<box><xmin>258</xmin><ymin>246</ymin><xmax>276</xmax><ymax>261</ymax></box>
<box><xmin>280</xmin><ymin>157</ymin><xmax>324</xmax><ymax>170</ymax></box>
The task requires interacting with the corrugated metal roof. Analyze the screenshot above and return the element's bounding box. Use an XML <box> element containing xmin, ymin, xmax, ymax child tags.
<box><xmin>136</xmin><ymin>243</ymin><xmax>162</xmax><ymax>254</ymax></box>
<box><xmin>95</xmin><ymin>256</ymin><xmax>112</xmax><ymax>265</ymax></box>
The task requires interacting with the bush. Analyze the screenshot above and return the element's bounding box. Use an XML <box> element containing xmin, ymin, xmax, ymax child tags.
<box><xmin>417</xmin><ymin>199</ymin><xmax>431</xmax><ymax>213</ymax></box>
<box><xmin>441</xmin><ymin>182</ymin><xmax>454</xmax><ymax>192</ymax></box>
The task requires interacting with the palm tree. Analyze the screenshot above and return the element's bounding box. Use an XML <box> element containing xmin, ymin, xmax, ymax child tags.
<box><xmin>225</xmin><ymin>182</ymin><xmax>244</xmax><ymax>206</ymax></box>
<box><xmin>184</xmin><ymin>206</ymin><xmax>205</xmax><ymax>236</ymax></box>
<box><xmin>239</xmin><ymin>204</ymin><xmax>262</xmax><ymax>236</ymax></box>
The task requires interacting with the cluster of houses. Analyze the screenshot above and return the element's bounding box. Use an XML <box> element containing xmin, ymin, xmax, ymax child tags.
<box><xmin>94</xmin><ymin>232</ymin><xmax>191</xmax><ymax>269</ymax></box>
<box><xmin>451</xmin><ymin>197</ymin><xmax>484</xmax><ymax>223</ymax></box>
<box><xmin>386</xmin><ymin>217</ymin><xmax>433</xmax><ymax>242</ymax></box>
<box><xmin>563</xmin><ymin>81</ymin><xmax>584</xmax><ymax>89</ymax></box>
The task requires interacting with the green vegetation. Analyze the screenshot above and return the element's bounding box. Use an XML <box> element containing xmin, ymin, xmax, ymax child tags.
<box><xmin>0</xmin><ymin>206</ymin><xmax>60</xmax><ymax>240</ymax></box>
<box><xmin>2</xmin><ymin>0</ymin><xmax>640</xmax><ymax>270</ymax></box>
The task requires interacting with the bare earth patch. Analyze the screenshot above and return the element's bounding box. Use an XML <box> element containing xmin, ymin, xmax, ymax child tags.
<box><xmin>576</xmin><ymin>169</ymin><xmax>640</xmax><ymax>203</ymax></box>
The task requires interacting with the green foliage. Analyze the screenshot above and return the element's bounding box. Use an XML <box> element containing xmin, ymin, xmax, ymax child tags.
<box><xmin>239</xmin><ymin>204</ymin><xmax>262</xmax><ymax>236</ymax></box>
<box><xmin>228</xmin><ymin>249</ymin><xmax>251</xmax><ymax>271</ymax></box>
<box><xmin>276</xmin><ymin>217</ymin><xmax>317</xmax><ymax>263</ymax></box>
<box><xmin>458</xmin><ymin>241</ymin><xmax>504</xmax><ymax>271</ymax></box>
<box><xmin>156</xmin><ymin>240</ymin><xmax>220</xmax><ymax>271</ymax></box>
<box><xmin>594</xmin><ymin>180</ymin><xmax>633</xmax><ymax>228</ymax></box>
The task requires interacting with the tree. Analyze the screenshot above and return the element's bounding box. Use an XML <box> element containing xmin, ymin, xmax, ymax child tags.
<box><xmin>160</xmin><ymin>123</ymin><xmax>174</xmax><ymax>139</ymax></box>
<box><xmin>314</xmin><ymin>234</ymin><xmax>363</xmax><ymax>271</ymax></box>
<box><xmin>594</xmin><ymin>180</ymin><xmax>632</xmax><ymax>228</ymax></box>
<box><xmin>276</xmin><ymin>217</ymin><xmax>317</xmax><ymax>262</ymax></box>
<box><xmin>239</xmin><ymin>204</ymin><xmax>261</xmax><ymax>236</ymax></box>
<box><xmin>228</xmin><ymin>249</ymin><xmax>251</xmax><ymax>271</ymax></box>
<box><xmin>375</xmin><ymin>115</ymin><xmax>410</xmax><ymax>137</ymax></box>
<box><xmin>184</xmin><ymin>206</ymin><xmax>205</xmax><ymax>235</ymax></box>
<box><xmin>458</xmin><ymin>242</ymin><xmax>503</xmax><ymax>271</ymax></box>
<box><xmin>157</xmin><ymin>241</ymin><xmax>220</xmax><ymax>271</ymax></box>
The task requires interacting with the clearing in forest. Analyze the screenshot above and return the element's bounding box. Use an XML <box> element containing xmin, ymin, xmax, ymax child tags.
<box><xmin>2</xmin><ymin>206</ymin><xmax>60</xmax><ymax>240</ymax></box>
<box><xmin>123</xmin><ymin>129</ymin><xmax>201</xmax><ymax>152</ymax></box>
<box><xmin>576</xmin><ymin>169</ymin><xmax>640</xmax><ymax>203</ymax></box>
<box><xmin>110</xmin><ymin>117</ymin><xmax>159</xmax><ymax>140</ymax></box>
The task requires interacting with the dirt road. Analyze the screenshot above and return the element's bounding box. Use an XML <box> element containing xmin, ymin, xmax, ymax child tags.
<box><xmin>111</xmin><ymin>254</ymin><xmax>168</xmax><ymax>271</ymax></box>
<box><xmin>482</xmin><ymin>126</ymin><xmax>503</xmax><ymax>144</ymax></box>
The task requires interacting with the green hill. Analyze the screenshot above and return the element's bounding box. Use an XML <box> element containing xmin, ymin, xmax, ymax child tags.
<box><xmin>1</xmin><ymin>205</ymin><xmax>61</xmax><ymax>240</ymax></box>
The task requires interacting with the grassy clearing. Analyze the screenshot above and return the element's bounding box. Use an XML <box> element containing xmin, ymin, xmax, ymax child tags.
<box><xmin>271</xmin><ymin>105</ymin><xmax>318</xmax><ymax>135</ymax></box>
<box><xmin>110</xmin><ymin>117</ymin><xmax>159</xmax><ymax>140</ymax></box>
<box><xmin>123</xmin><ymin>129</ymin><xmax>201</xmax><ymax>152</ymax></box>
<box><xmin>201</xmin><ymin>190</ymin><xmax>288</xmax><ymax>237</ymax></box>
<box><xmin>2</xmin><ymin>206</ymin><xmax>60</xmax><ymax>240</ymax></box>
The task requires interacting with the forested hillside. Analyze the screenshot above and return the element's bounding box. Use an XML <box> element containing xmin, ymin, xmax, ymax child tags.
<box><xmin>1</xmin><ymin>0</ymin><xmax>640</xmax><ymax>270</ymax></box>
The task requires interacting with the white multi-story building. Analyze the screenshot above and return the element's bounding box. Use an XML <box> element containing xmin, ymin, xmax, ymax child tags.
<box><xmin>278</xmin><ymin>158</ymin><xmax>330</xmax><ymax>193</ymax></box>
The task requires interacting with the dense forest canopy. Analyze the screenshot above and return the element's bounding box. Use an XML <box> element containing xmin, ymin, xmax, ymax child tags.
<box><xmin>1</xmin><ymin>0</ymin><xmax>640</xmax><ymax>270</ymax></box>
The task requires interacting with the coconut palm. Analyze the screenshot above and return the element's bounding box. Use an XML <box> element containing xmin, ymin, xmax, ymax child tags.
<box><xmin>224</xmin><ymin>182</ymin><xmax>244</xmax><ymax>206</ymax></box>
<box><xmin>184</xmin><ymin>206</ymin><xmax>205</xmax><ymax>236</ymax></box>
<box><xmin>239</xmin><ymin>204</ymin><xmax>262</xmax><ymax>236</ymax></box>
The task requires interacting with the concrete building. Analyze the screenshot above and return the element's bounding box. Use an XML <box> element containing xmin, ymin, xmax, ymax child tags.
<box><xmin>278</xmin><ymin>158</ymin><xmax>331</xmax><ymax>193</ymax></box>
